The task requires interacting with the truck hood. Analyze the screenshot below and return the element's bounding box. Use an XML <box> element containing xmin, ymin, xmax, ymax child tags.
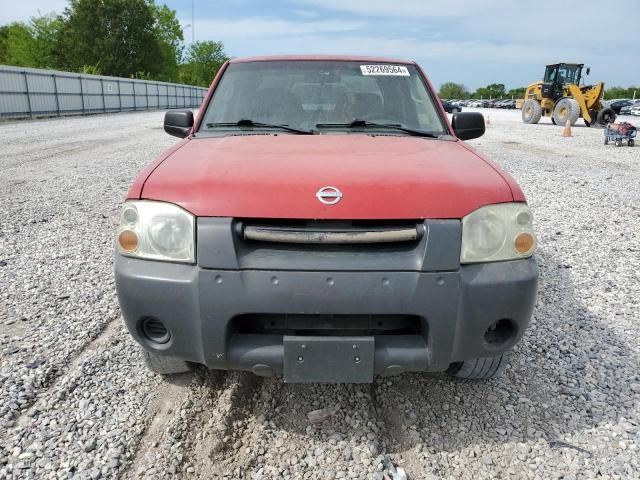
<box><xmin>140</xmin><ymin>135</ymin><xmax>514</xmax><ymax>219</ymax></box>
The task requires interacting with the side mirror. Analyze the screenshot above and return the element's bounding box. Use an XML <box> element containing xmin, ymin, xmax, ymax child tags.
<box><xmin>452</xmin><ymin>112</ymin><xmax>485</xmax><ymax>140</ymax></box>
<box><xmin>586</xmin><ymin>67</ymin><xmax>590</xmax><ymax>75</ymax></box>
<box><xmin>164</xmin><ymin>110</ymin><xmax>194</xmax><ymax>138</ymax></box>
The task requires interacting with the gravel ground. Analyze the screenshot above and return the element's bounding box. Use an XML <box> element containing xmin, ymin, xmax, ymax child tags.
<box><xmin>0</xmin><ymin>108</ymin><xmax>639</xmax><ymax>479</ymax></box>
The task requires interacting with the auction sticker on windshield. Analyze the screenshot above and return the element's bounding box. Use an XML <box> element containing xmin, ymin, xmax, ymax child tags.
<box><xmin>360</xmin><ymin>65</ymin><xmax>410</xmax><ymax>76</ymax></box>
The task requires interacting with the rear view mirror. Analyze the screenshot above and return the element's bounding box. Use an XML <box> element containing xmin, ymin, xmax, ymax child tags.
<box><xmin>452</xmin><ymin>112</ymin><xmax>485</xmax><ymax>140</ymax></box>
<box><xmin>164</xmin><ymin>110</ymin><xmax>194</xmax><ymax>138</ymax></box>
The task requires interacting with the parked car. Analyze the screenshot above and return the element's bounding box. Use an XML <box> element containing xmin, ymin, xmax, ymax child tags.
<box><xmin>620</xmin><ymin>100</ymin><xmax>640</xmax><ymax>115</ymax></box>
<box><xmin>631</xmin><ymin>104</ymin><xmax>640</xmax><ymax>116</ymax></box>
<box><xmin>610</xmin><ymin>99</ymin><xmax>634</xmax><ymax>114</ymax></box>
<box><xmin>485</xmin><ymin>99</ymin><xmax>504</xmax><ymax>108</ymax></box>
<box><xmin>441</xmin><ymin>100</ymin><xmax>462</xmax><ymax>113</ymax></box>
<box><xmin>116</xmin><ymin>55</ymin><xmax>538</xmax><ymax>383</ymax></box>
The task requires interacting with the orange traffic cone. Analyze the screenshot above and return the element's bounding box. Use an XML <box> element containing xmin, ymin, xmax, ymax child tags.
<box><xmin>486</xmin><ymin>115</ymin><xmax>491</xmax><ymax>126</ymax></box>
<box><xmin>562</xmin><ymin>119</ymin><xmax>572</xmax><ymax>137</ymax></box>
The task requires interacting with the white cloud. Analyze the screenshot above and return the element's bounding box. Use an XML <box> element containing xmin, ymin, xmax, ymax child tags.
<box><xmin>211</xmin><ymin>31</ymin><xmax>636</xmax><ymax>89</ymax></box>
<box><xmin>0</xmin><ymin>0</ymin><xmax>68</xmax><ymax>24</ymax></box>
<box><xmin>293</xmin><ymin>1</ymin><xmax>636</xmax><ymax>51</ymax></box>
<box><xmin>292</xmin><ymin>9</ymin><xmax>320</xmax><ymax>18</ymax></box>
<box><xmin>295</xmin><ymin>0</ymin><xmax>505</xmax><ymax>18</ymax></box>
<box><xmin>187</xmin><ymin>16</ymin><xmax>364</xmax><ymax>38</ymax></box>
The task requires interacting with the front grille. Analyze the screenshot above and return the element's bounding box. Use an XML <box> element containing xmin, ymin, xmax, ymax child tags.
<box><xmin>231</xmin><ymin>314</ymin><xmax>423</xmax><ymax>336</ymax></box>
<box><xmin>239</xmin><ymin>219</ymin><xmax>424</xmax><ymax>245</ymax></box>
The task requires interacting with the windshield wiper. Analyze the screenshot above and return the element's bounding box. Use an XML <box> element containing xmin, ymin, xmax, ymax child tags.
<box><xmin>316</xmin><ymin>119</ymin><xmax>438</xmax><ymax>138</ymax></box>
<box><xmin>205</xmin><ymin>119</ymin><xmax>314</xmax><ymax>135</ymax></box>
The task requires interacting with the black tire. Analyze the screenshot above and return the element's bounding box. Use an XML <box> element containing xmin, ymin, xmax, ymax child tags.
<box><xmin>597</xmin><ymin>107</ymin><xmax>616</xmax><ymax>126</ymax></box>
<box><xmin>552</xmin><ymin>98</ymin><xmax>580</xmax><ymax>126</ymax></box>
<box><xmin>551</xmin><ymin>117</ymin><xmax>556</xmax><ymax>125</ymax></box>
<box><xmin>615</xmin><ymin>139</ymin><xmax>623</xmax><ymax>147</ymax></box>
<box><xmin>629</xmin><ymin>139</ymin><xmax>635</xmax><ymax>147</ymax></box>
<box><xmin>584</xmin><ymin>119</ymin><xmax>591</xmax><ymax>127</ymax></box>
<box><xmin>446</xmin><ymin>354</ymin><xmax>507</xmax><ymax>380</ymax></box>
<box><xmin>143</xmin><ymin>349</ymin><xmax>192</xmax><ymax>375</ymax></box>
<box><xmin>522</xmin><ymin>99</ymin><xmax>542</xmax><ymax>124</ymax></box>
<box><xmin>587</xmin><ymin>109</ymin><xmax>600</xmax><ymax>127</ymax></box>
<box><xmin>604</xmin><ymin>137</ymin><xmax>609</xmax><ymax>145</ymax></box>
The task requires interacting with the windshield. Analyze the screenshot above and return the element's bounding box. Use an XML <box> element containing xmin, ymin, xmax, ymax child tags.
<box><xmin>545</xmin><ymin>64</ymin><xmax>581</xmax><ymax>85</ymax></box>
<box><xmin>199</xmin><ymin>60</ymin><xmax>448</xmax><ymax>135</ymax></box>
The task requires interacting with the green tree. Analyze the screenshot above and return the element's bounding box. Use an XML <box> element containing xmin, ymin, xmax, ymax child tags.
<box><xmin>54</xmin><ymin>0</ymin><xmax>165</xmax><ymax>78</ymax></box>
<box><xmin>0</xmin><ymin>22</ymin><xmax>38</xmax><ymax>67</ymax></box>
<box><xmin>151</xmin><ymin>3</ymin><xmax>183</xmax><ymax>81</ymax></box>
<box><xmin>438</xmin><ymin>82</ymin><xmax>470</xmax><ymax>99</ymax></box>
<box><xmin>473</xmin><ymin>83</ymin><xmax>506</xmax><ymax>99</ymax></box>
<box><xmin>486</xmin><ymin>83</ymin><xmax>505</xmax><ymax>98</ymax></box>
<box><xmin>180</xmin><ymin>41</ymin><xmax>228</xmax><ymax>87</ymax></box>
<box><xmin>30</xmin><ymin>14</ymin><xmax>62</xmax><ymax>68</ymax></box>
<box><xmin>472</xmin><ymin>87</ymin><xmax>489</xmax><ymax>99</ymax></box>
<box><xmin>604</xmin><ymin>86</ymin><xmax>639</xmax><ymax>100</ymax></box>
<box><xmin>506</xmin><ymin>87</ymin><xmax>526</xmax><ymax>99</ymax></box>
<box><xmin>0</xmin><ymin>15</ymin><xmax>62</xmax><ymax>69</ymax></box>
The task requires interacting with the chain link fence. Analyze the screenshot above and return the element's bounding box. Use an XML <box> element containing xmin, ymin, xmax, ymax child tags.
<box><xmin>0</xmin><ymin>65</ymin><xmax>208</xmax><ymax>119</ymax></box>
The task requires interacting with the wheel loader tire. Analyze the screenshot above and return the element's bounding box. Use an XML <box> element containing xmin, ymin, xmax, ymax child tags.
<box><xmin>597</xmin><ymin>107</ymin><xmax>616</xmax><ymax>126</ymax></box>
<box><xmin>143</xmin><ymin>349</ymin><xmax>192</xmax><ymax>375</ymax></box>
<box><xmin>522</xmin><ymin>99</ymin><xmax>542</xmax><ymax>124</ymax></box>
<box><xmin>446</xmin><ymin>354</ymin><xmax>507</xmax><ymax>380</ymax></box>
<box><xmin>552</xmin><ymin>98</ymin><xmax>580</xmax><ymax>126</ymax></box>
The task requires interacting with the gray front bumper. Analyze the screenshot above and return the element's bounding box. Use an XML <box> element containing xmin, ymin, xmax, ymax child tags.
<box><xmin>115</xmin><ymin>255</ymin><xmax>538</xmax><ymax>377</ymax></box>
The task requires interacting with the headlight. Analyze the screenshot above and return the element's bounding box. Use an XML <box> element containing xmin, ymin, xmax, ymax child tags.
<box><xmin>116</xmin><ymin>201</ymin><xmax>195</xmax><ymax>263</ymax></box>
<box><xmin>461</xmin><ymin>203</ymin><xmax>536</xmax><ymax>264</ymax></box>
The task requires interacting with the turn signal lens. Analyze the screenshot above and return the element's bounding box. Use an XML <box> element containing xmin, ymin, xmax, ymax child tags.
<box><xmin>514</xmin><ymin>232</ymin><xmax>535</xmax><ymax>254</ymax></box>
<box><xmin>118</xmin><ymin>230</ymin><xmax>139</xmax><ymax>252</ymax></box>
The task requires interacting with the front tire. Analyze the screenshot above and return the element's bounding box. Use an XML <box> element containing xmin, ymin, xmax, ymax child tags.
<box><xmin>522</xmin><ymin>99</ymin><xmax>542</xmax><ymax>124</ymax></box>
<box><xmin>446</xmin><ymin>354</ymin><xmax>507</xmax><ymax>380</ymax></box>
<box><xmin>552</xmin><ymin>98</ymin><xmax>580</xmax><ymax>126</ymax></box>
<box><xmin>143</xmin><ymin>350</ymin><xmax>192</xmax><ymax>375</ymax></box>
<box><xmin>597</xmin><ymin>107</ymin><xmax>616</xmax><ymax>126</ymax></box>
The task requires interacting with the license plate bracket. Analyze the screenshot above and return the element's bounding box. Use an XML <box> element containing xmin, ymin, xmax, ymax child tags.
<box><xmin>283</xmin><ymin>336</ymin><xmax>374</xmax><ymax>383</ymax></box>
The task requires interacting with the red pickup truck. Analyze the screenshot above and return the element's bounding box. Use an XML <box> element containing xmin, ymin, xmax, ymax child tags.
<box><xmin>115</xmin><ymin>55</ymin><xmax>538</xmax><ymax>383</ymax></box>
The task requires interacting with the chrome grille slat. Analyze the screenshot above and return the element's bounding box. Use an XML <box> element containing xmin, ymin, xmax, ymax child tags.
<box><xmin>243</xmin><ymin>224</ymin><xmax>420</xmax><ymax>244</ymax></box>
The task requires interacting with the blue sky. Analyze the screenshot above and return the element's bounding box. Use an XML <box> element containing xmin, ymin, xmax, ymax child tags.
<box><xmin>3</xmin><ymin>0</ymin><xmax>638</xmax><ymax>91</ymax></box>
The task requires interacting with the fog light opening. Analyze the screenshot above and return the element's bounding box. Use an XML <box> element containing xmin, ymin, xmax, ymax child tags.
<box><xmin>484</xmin><ymin>319</ymin><xmax>515</xmax><ymax>348</ymax></box>
<box><xmin>141</xmin><ymin>317</ymin><xmax>171</xmax><ymax>344</ymax></box>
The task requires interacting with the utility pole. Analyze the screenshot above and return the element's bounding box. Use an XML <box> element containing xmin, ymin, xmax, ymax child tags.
<box><xmin>191</xmin><ymin>0</ymin><xmax>195</xmax><ymax>44</ymax></box>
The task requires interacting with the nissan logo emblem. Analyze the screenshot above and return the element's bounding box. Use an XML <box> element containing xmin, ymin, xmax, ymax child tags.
<box><xmin>316</xmin><ymin>186</ymin><xmax>343</xmax><ymax>205</ymax></box>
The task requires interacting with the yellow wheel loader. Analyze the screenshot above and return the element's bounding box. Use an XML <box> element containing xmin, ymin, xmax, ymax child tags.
<box><xmin>519</xmin><ymin>63</ymin><xmax>615</xmax><ymax>127</ymax></box>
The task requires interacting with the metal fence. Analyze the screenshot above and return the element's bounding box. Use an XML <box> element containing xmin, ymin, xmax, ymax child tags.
<box><xmin>0</xmin><ymin>65</ymin><xmax>208</xmax><ymax>119</ymax></box>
